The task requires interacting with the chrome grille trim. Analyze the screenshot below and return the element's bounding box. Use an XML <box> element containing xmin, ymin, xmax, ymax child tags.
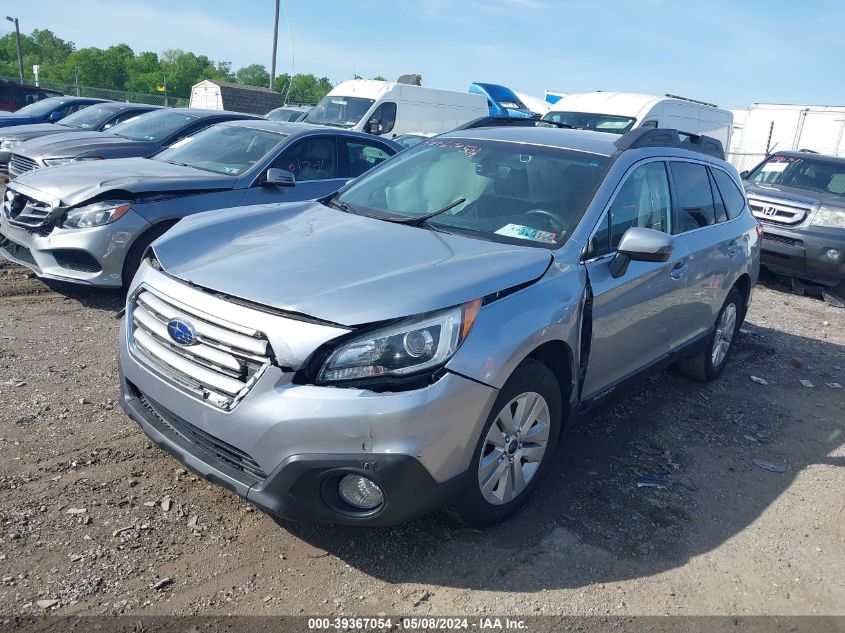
<box><xmin>128</xmin><ymin>285</ymin><xmax>272</xmax><ymax>410</ymax></box>
<box><xmin>748</xmin><ymin>197</ymin><xmax>813</xmax><ymax>226</ymax></box>
<box><xmin>8</xmin><ymin>154</ymin><xmax>38</xmax><ymax>179</ymax></box>
<box><xmin>3</xmin><ymin>189</ymin><xmax>54</xmax><ymax>229</ymax></box>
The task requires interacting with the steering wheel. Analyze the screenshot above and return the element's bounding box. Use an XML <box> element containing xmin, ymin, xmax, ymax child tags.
<box><xmin>525</xmin><ymin>209</ymin><xmax>565</xmax><ymax>235</ymax></box>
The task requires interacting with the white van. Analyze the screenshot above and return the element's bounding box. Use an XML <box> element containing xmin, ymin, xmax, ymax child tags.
<box><xmin>544</xmin><ymin>92</ymin><xmax>733</xmax><ymax>148</ymax></box>
<box><xmin>304</xmin><ymin>79</ymin><xmax>489</xmax><ymax>139</ymax></box>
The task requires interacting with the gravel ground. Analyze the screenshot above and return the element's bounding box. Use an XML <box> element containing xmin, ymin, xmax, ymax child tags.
<box><xmin>0</xmin><ymin>259</ymin><xmax>842</xmax><ymax>618</ymax></box>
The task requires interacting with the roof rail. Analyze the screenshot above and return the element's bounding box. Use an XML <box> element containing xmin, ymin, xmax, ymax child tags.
<box><xmin>664</xmin><ymin>93</ymin><xmax>719</xmax><ymax>108</ymax></box>
<box><xmin>614</xmin><ymin>128</ymin><xmax>725</xmax><ymax>160</ymax></box>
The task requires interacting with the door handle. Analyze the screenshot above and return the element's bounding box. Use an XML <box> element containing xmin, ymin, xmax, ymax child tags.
<box><xmin>670</xmin><ymin>261</ymin><xmax>688</xmax><ymax>280</ymax></box>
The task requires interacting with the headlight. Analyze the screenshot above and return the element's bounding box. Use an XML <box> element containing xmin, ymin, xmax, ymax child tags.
<box><xmin>0</xmin><ymin>139</ymin><xmax>21</xmax><ymax>150</ymax></box>
<box><xmin>811</xmin><ymin>205</ymin><xmax>845</xmax><ymax>229</ymax></box>
<box><xmin>63</xmin><ymin>200</ymin><xmax>133</xmax><ymax>229</ymax></box>
<box><xmin>317</xmin><ymin>299</ymin><xmax>482</xmax><ymax>385</ymax></box>
<box><xmin>43</xmin><ymin>156</ymin><xmax>102</xmax><ymax>167</ymax></box>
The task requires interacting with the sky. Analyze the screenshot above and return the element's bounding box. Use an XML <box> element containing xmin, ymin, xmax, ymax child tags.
<box><xmin>4</xmin><ymin>0</ymin><xmax>843</xmax><ymax>110</ymax></box>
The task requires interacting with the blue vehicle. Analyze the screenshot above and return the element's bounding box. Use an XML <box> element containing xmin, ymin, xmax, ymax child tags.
<box><xmin>469</xmin><ymin>83</ymin><xmax>538</xmax><ymax>119</ymax></box>
<box><xmin>0</xmin><ymin>96</ymin><xmax>110</xmax><ymax>129</ymax></box>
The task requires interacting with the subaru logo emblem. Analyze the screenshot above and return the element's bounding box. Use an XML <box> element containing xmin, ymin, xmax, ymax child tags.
<box><xmin>167</xmin><ymin>318</ymin><xmax>198</xmax><ymax>346</ymax></box>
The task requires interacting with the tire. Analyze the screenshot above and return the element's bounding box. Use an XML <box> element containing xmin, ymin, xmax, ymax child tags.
<box><xmin>822</xmin><ymin>281</ymin><xmax>845</xmax><ymax>308</ymax></box>
<box><xmin>121</xmin><ymin>223</ymin><xmax>175</xmax><ymax>288</ymax></box>
<box><xmin>454</xmin><ymin>359</ymin><xmax>562</xmax><ymax>528</ymax></box>
<box><xmin>679</xmin><ymin>287</ymin><xmax>743</xmax><ymax>382</ymax></box>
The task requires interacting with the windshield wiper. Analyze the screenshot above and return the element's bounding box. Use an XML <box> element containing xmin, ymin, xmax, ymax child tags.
<box><xmin>386</xmin><ymin>197</ymin><xmax>467</xmax><ymax>227</ymax></box>
<box><xmin>324</xmin><ymin>194</ymin><xmax>356</xmax><ymax>214</ymax></box>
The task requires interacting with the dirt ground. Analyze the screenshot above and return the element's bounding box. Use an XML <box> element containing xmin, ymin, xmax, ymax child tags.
<box><xmin>0</xmin><ymin>259</ymin><xmax>843</xmax><ymax>619</ymax></box>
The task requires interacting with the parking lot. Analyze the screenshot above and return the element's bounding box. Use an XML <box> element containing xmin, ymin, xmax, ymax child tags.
<box><xmin>0</xmin><ymin>258</ymin><xmax>843</xmax><ymax>617</ymax></box>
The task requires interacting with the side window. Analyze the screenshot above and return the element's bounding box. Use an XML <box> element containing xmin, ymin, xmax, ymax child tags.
<box><xmin>67</xmin><ymin>103</ymin><xmax>90</xmax><ymax>115</ymax></box>
<box><xmin>670</xmin><ymin>161</ymin><xmax>717</xmax><ymax>232</ymax></box>
<box><xmin>711</xmin><ymin>168</ymin><xmax>747</xmax><ymax>220</ymax></box>
<box><xmin>273</xmin><ymin>138</ymin><xmax>337</xmax><ymax>181</ymax></box>
<box><xmin>343</xmin><ymin>140</ymin><xmax>392</xmax><ymax>178</ymax></box>
<box><xmin>588</xmin><ymin>161</ymin><xmax>672</xmax><ymax>258</ymax></box>
<box><xmin>708</xmin><ymin>169</ymin><xmax>728</xmax><ymax>223</ymax></box>
<box><xmin>369</xmin><ymin>102</ymin><xmax>396</xmax><ymax>135</ymax></box>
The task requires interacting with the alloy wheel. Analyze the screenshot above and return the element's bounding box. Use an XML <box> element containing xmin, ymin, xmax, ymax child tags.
<box><xmin>711</xmin><ymin>302</ymin><xmax>737</xmax><ymax>368</ymax></box>
<box><xmin>477</xmin><ymin>391</ymin><xmax>550</xmax><ymax>505</ymax></box>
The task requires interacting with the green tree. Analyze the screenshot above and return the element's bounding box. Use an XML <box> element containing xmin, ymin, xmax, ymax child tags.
<box><xmin>235</xmin><ymin>63</ymin><xmax>269</xmax><ymax>87</ymax></box>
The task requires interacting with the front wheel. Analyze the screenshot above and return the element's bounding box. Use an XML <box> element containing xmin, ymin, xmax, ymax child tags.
<box><xmin>454</xmin><ymin>359</ymin><xmax>561</xmax><ymax>527</ymax></box>
<box><xmin>679</xmin><ymin>287</ymin><xmax>743</xmax><ymax>382</ymax></box>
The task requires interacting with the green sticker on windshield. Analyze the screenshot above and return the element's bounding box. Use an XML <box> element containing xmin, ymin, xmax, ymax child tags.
<box><xmin>495</xmin><ymin>223</ymin><xmax>558</xmax><ymax>244</ymax></box>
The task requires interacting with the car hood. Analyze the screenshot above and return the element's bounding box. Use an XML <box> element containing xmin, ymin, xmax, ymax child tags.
<box><xmin>14</xmin><ymin>131</ymin><xmax>155</xmax><ymax>160</ymax></box>
<box><xmin>10</xmin><ymin>157</ymin><xmax>235</xmax><ymax>207</ymax></box>
<box><xmin>0</xmin><ymin>115</ymin><xmax>42</xmax><ymax>128</ymax></box>
<box><xmin>0</xmin><ymin>122</ymin><xmax>77</xmax><ymax>141</ymax></box>
<box><xmin>152</xmin><ymin>202</ymin><xmax>553</xmax><ymax>326</ymax></box>
<box><xmin>743</xmin><ymin>182</ymin><xmax>845</xmax><ymax>207</ymax></box>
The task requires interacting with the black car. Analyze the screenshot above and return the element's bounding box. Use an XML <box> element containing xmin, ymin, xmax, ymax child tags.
<box><xmin>7</xmin><ymin>108</ymin><xmax>261</xmax><ymax>179</ymax></box>
<box><xmin>742</xmin><ymin>151</ymin><xmax>845</xmax><ymax>306</ymax></box>
<box><xmin>0</xmin><ymin>102</ymin><xmax>164</xmax><ymax>173</ymax></box>
<box><xmin>0</xmin><ymin>96</ymin><xmax>109</xmax><ymax>129</ymax></box>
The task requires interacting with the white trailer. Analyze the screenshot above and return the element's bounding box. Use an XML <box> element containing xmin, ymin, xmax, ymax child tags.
<box><xmin>727</xmin><ymin>103</ymin><xmax>845</xmax><ymax>173</ymax></box>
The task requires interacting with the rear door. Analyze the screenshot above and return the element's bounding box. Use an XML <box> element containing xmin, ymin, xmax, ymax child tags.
<box><xmin>666</xmin><ymin>160</ymin><xmax>744</xmax><ymax>348</ymax></box>
<box><xmin>581</xmin><ymin>159</ymin><xmax>690</xmax><ymax>399</ymax></box>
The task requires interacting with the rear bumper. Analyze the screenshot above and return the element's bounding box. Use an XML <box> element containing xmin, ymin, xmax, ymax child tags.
<box><xmin>759</xmin><ymin>224</ymin><xmax>845</xmax><ymax>285</ymax></box>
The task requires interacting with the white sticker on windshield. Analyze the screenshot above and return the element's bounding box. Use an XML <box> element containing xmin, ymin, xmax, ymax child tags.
<box><xmin>167</xmin><ymin>137</ymin><xmax>194</xmax><ymax>149</ymax></box>
<box><xmin>761</xmin><ymin>162</ymin><xmax>788</xmax><ymax>173</ymax></box>
<box><xmin>495</xmin><ymin>223</ymin><xmax>559</xmax><ymax>244</ymax></box>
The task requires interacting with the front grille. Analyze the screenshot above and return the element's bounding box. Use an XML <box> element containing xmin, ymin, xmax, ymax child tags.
<box><xmin>8</xmin><ymin>154</ymin><xmax>38</xmax><ymax>179</ymax></box>
<box><xmin>128</xmin><ymin>287</ymin><xmax>271</xmax><ymax>410</ymax></box>
<box><xmin>762</xmin><ymin>233</ymin><xmax>804</xmax><ymax>248</ymax></box>
<box><xmin>53</xmin><ymin>249</ymin><xmax>102</xmax><ymax>273</ymax></box>
<box><xmin>130</xmin><ymin>382</ymin><xmax>267</xmax><ymax>483</ymax></box>
<box><xmin>3</xmin><ymin>188</ymin><xmax>54</xmax><ymax>229</ymax></box>
<box><xmin>0</xmin><ymin>232</ymin><xmax>37</xmax><ymax>267</ymax></box>
<box><xmin>748</xmin><ymin>198</ymin><xmax>812</xmax><ymax>226</ymax></box>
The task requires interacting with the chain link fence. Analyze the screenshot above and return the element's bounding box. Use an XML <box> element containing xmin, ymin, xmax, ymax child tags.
<box><xmin>1</xmin><ymin>75</ymin><xmax>188</xmax><ymax>107</ymax></box>
<box><xmin>726</xmin><ymin>151</ymin><xmax>767</xmax><ymax>174</ymax></box>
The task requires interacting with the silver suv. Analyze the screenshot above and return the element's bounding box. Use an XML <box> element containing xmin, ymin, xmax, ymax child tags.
<box><xmin>118</xmin><ymin>126</ymin><xmax>761</xmax><ymax>526</ymax></box>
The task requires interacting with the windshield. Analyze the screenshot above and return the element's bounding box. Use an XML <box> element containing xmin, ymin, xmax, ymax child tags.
<box><xmin>60</xmin><ymin>104</ymin><xmax>123</xmax><ymax>130</ymax></box>
<box><xmin>746</xmin><ymin>154</ymin><xmax>845</xmax><ymax>196</ymax></box>
<box><xmin>335</xmin><ymin>138</ymin><xmax>609</xmax><ymax>247</ymax></box>
<box><xmin>14</xmin><ymin>98</ymin><xmax>68</xmax><ymax>117</ymax></box>
<box><xmin>267</xmin><ymin>108</ymin><xmax>307</xmax><ymax>122</ymax></box>
<box><xmin>154</xmin><ymin>124</ymin><xmax>287</xmax><ymax>175</ymax></box>
<box><xmin>543</xmin><ymin>111</ymin><xmax>636</xmax><ymax>134</ymax></box>
<box><xmin>305</xmin><ymin>96</ymin><xmax>375</xmax><ymax>128</ymax></box>
<box><xmin>108</xmin><ymin>110</ymin><xmax>196</xmax><ymax>141</ymax></box>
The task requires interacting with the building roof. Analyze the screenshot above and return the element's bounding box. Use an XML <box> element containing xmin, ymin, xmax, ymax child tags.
<box><xmin>196</xmin><ymin>80</ymin><xmax>287</xmax><ymax>116</ymax></box>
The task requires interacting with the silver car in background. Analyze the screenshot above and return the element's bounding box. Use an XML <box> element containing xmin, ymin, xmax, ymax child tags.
<box><xmin>118</xmin><ymin>126</ymin><xmax>760</xmax><ymax>526</ymax></box>
<box><xmin>0</xmin><ymin>121</ymin><xmax>399</xmax><ymax>287</ymax></box>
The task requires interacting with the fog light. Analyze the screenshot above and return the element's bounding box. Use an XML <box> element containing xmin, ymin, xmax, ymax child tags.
<box><xmin>824</xmin><ymin>248</ymin><xmax>840</xmax><ymax>261</ymax></box>
<box><xmin>338</xmin><ymin>475</ymin><xmax>384</xmax><ymax>510</ymax></box>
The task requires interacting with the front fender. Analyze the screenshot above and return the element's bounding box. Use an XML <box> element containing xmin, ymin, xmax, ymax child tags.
<box><xmin>446</xmin><ymin>261</ymin><xmax>586</xmax><ymax>398</ymax></box>
<box><xmin>131</xmin><ymin>189</ymin><xmax>247</xmax><ymax>224</ymax></box>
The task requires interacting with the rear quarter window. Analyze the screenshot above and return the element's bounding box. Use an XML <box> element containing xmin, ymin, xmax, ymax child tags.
<box><xmin>711</xmin><ymin>168</ymin><xmax>747</xmax><ymax>220</ymax></box>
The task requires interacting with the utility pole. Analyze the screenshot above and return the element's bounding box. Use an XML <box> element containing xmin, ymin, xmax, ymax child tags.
<box><xmin>5</xmin><ymin>16</ymin><xmax>24</xmax><ymax>84</ymax></box>
<box><xmin>270</xmin><ymin>0</ymin><xmax>280</xmax><ymax>91</ymax></box>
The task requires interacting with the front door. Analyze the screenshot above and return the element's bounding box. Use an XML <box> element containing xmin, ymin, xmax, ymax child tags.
<box><xmin>581</xmin><ymin>159</ymin><xmax>690</xmax><ymax>399</ymax></box>
<box><xmin>244</xmin><ymin>136</ymin><xmax>348</xmax><ymax>204</ymax></box>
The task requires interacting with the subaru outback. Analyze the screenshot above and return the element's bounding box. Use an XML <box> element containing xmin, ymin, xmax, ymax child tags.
<box><xmin>118</xmin><ymin>126</ymin><xmax>760</xmax><ymax>526</ymax></box>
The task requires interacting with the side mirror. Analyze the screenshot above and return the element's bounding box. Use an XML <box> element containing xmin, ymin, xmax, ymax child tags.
<box><xmin>48</xmin><ymin>111</ymin><xmax>63</xmax><ymax>123</ymax></box>
<box><xmin>739</xmin><ymin>170</ymin><xmax>750</xmax><ymax>180</ymax></box>
<box><xmin>263</xmin><ymin>168</ymin><xmax>296</xmax><ymax>187</ymax></box>
<box><xmin>608</xmin><ymin>227</ymin><xmax>675</xmax><ymax>278</ymax></box>
<box><xmin>366</xmin><ymin>118</ymin><xmax>382</xmax><ymax>135</ymax></box>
